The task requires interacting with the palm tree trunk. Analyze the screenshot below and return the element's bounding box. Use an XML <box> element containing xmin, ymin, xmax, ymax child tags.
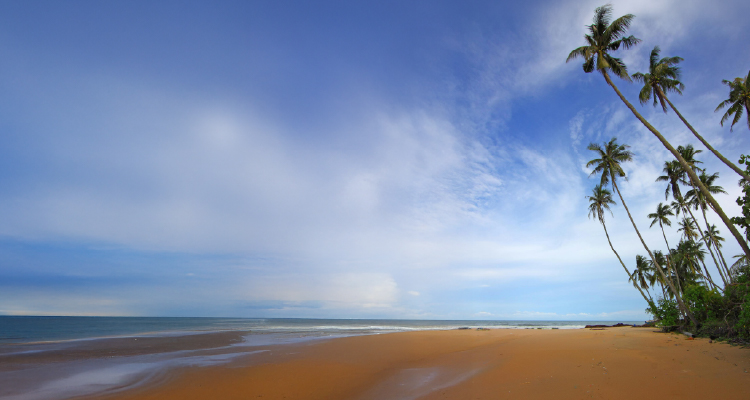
<box><xmin>600</xmin><ymin>220</ymin><xmax>653</xmax><ymax>306</ymax></box>
<box><xmin>610</xmin><ymin>178</ymin><xmax>696</xmax><ymax>325</ymax></box>
<box><xmin>658</xmin><ymin>222</ymin><xmax>688</xmax><ymax>294</ymax></box>
<box><xmin>708</xmin><ymin>241</ymin><xmax>730</xmax><ymax>287</ymax></box>
<box><xmin>684</xmin><ymin>204</ymin><xmax>726</xmax><ymax>286</ymax></box>
<box><xmin>714</xmin><ymin>244</ymin><xmax>731</xmax><ymax>280</ymax></box>
<box><xmin>698</xmin><ymin>257</ymin><xmax>721</xmax><ymax>290</ymax></box>
<box><xmin>602</xmin><ymin>70</ymin><xmax>750</xmax><ymax>260</ymax></box>
<box><xmin>662</xmin><ymin>93</ymin><xmax>750</xmax><ymax>181</ymax></box>
<box><xmin>694</xmin><ymin>204</ymin><xmax>728</xmax><ymax>287</ymax></box>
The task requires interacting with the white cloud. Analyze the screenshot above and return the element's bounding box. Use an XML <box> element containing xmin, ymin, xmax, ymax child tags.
<box><xmin>1</xmin><ymin>0</ymin><xmax>747</xmax><ymax>318</ymax></box>
<box><xmin>243</xmin><ymin>272</ymin><xmax>399</xmax><ymax>309</ymax></box>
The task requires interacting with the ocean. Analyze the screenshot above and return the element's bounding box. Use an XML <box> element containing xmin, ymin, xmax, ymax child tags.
<box><xmin>0</xmin><ymin>316</ymin><xmax>640</xmax><ymax>344</ymax></box>
<box><xmin>0</xmin><ymin>317</ymin><xmax>641</xmax><ymax>400</ymax></box>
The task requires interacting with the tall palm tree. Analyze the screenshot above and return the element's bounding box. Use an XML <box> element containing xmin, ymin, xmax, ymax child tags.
<box><xmin>633</xmin><ymin>47</ymin><xmax>749</xmax><ymax>180</ymax></box>
<box><xmin>568</xmin><ymin>5</ymin><xmax>750</xmax><ymax>259</ymax></box>
<box><xmin>674</xmin><ymin>240</ymin><xmax>705</xmax><ymax>277</ymax></box>
<box><xmin>647</xmin><ymin>202</ymin><xmax>682</xmax><ymax>288</ymax></box>
<box><xmin>671</xmin><ymin>145</ymin><xmax>728</xmax><ymax>286</ymax></box>
<box><xmin>705</xmin><ymin>224</ymin><xmax>730</xmax><ymax>284</ymax></box>
<box><xmin>671</xmin><ymin>241</ymin><xmax>706</xmax><ymax>289</ymax></box>
<box><xmin>648</xmin><ymin>202</ymin><xmax>674</xmax><ymax>251</ymax></box>
<box><xmin>657</xmin><ymin>160</ymin><xmax>687</xmax><ymax>202</ymax></box>
<box><xmin>678</xmin><ymin>218</ymin><xmax>698</xmax><ymax>242</ymax></box>
<box><xmin>715</xmin><ymin>70</ymin><xmax>750</xmax><ymax>132</ymax></box>
<box><xmin>651</xmin><ymin>251</ymin><xmax>677</xmax><ymax>299</ymax></box>
<box><xmin>630</xmin><ymin>255</ymin><xmax>654</xmax><ymax>302</ymax></box>
<box><xmin>587</xmin><ymin>138</ymin><xmax>689</xmax><ymax>321</ymax></box>
<box><xmin>731</xmin><ymin>254</ymin><xmax>749</xmax><ymax>280</ymax></box>
<box><xmin>587</xmin><ymin>184</ymin><xmax>652</xmax><ymax>305</ymax></box>
<box><xmin>686</xmin><ymin>171</ymin><xmax>729</xmax><ymax>285</ymax></box>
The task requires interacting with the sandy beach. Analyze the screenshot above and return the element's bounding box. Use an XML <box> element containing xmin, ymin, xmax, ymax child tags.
<box><xmin>96</xmin><ymin>327</ymin><xmax>750</xmax><ymax>400</ymax></box>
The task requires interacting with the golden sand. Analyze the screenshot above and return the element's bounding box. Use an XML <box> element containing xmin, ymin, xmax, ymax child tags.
<box><xmin>102</xmin><ymin>327</ymin><xmax>750</xmax><ymax>400</ymax></box>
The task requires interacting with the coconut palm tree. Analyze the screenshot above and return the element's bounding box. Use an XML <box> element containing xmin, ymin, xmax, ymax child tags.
<box><xmin>568</xmin><ymin>5</ymin><xmax>750</xmax><ymax>259</ymax></box>
<box><xmin>633</xmin><ymin>47</ymin><xmax>749</xmax><ymax>180</ymax></box>
<box><xmin>686</xmin><ymin>171</ymin><xmax>729</xmax><ymax>285</ymax></box>
<box><xmin>649</xmin><ymin>202</ymin><xmax>674</xmax><ymax>251</ymax></box>
<box><xmin>651</xmin><ymin>251</ymin><xmax>677</xmax><ymax>299</ymax></box>
<box><xmin>657</xmin><ymin>160</ymin><xmax>687</xmax><ymax>202</ymax></box>
<box><xmin>671</xmin><ymin>241</ymin><xmax>706</xmax><ymax>289</ymax></box>
<box><xmin>678</xmin><ymin>218</ymin><xmax>698</xmax><ymax>242</ymax></box>
<box><xmin>686</xmin><ymin>172</ymin><xmax>728</xmax><ymax>215</ymax></box>
<box><xmin>705</xmin><ymin>225</ymin><xmax>728</xmax><ymax>270</ymax></box>
<box><xmin>705</xmin><ymin>224</ymin><xmax>730</xmax><ymax>284</ymax></box>
<box><xmin>731</xmin><ymin>254</ymin><xmax>749</xmax><ymax>280</ymax></box>
<box><xmin>715</xmin><ymin>70</ymin><xmax>750</xmax><ymax>132</ymax></box>
<box><xmin>672</xmin><ymin>145</ymin><xmax>727</xmax><ymax>283</ymax></box>
<box><xmin>587</xmin><ymin>138</ymin><xmax>689</xmax><ymax>320</ymax></box>
<box><xmin>587</xmin><ymin>184</ymin><xmax>652</xmax><ymax>305</ymax></box>
<box><xmin>630</xmin><ymin>255</ymin><xmax>654</xmax><ymax>302</ymax></box>
<box><xmin>647</xmin><ymin>202</ymin><xmax>683</xmax><ymax>287</ymax></box>
<box><xmin>674</xmin><ymin>241</ymin><xmax>705</xmax><ymax>277</ymax></box>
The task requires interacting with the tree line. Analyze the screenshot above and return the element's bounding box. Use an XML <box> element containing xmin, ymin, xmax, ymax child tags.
<box><xmin>569</xmin><ymin>4</ymin><xmax>750</xmax><ymax>339</ymax></box>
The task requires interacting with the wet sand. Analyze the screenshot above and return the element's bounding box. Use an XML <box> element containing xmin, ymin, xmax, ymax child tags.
<box><xmin>0</xmin><ymin>331</ymin><xmax>250</xmax><ymax>370</ymax></box>
<box><xmin>99</xmin><ymin>327</ymin><xmax>750</xmax><ymax>400</ymax></box>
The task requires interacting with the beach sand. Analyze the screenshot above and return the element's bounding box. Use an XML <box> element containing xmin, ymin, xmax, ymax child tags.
<box><xmin>99</xmin><ymin>327</ymin><xmax>749</xmax><ymax>400</ymax></box>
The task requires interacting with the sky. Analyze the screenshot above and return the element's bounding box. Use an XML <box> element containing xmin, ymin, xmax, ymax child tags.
<box><xmin>0</xmin><ymin>0</ymin><xmax>748</xmax><ymax>320</ymax></box>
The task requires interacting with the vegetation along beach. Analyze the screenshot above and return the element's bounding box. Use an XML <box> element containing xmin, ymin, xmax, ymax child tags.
<box><xmin>1</xmin><ymin>1</ymin><xmax>749</xmax><ymax>399</ymax></box>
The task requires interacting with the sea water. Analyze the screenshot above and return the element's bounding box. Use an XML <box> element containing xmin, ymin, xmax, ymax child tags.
<box><xmin>0</xmin><ymin>316</ymin><xmax>641</xmax><ymax>344</ymax></box>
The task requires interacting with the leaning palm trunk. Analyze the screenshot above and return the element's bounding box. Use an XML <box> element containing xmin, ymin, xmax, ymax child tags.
<box><xmin>599</xmin><ymin>221</ymin><xmax>653</xmax><ymax>305</ymax></box>
<box><xmin>698</xmin><ymin>257</ymin><xmax>722</xmax><ymax>290</ymax></box>
<box><xmin>713</xmin><ymin>244</ymin><xmax>731</xmax><ymax>281</ymax></box>
<box><xmin>702</xmin><ymin>206</ymin><xmax>734</xmax><ymax>279</ymax></box>
<box><xmin>611</xmin><ymin>178</ymin><xmax>695</xmax><ymax>325</ymax></box>
<box><xmin>662</xmin><ymin>92</ymin><xmax>750</xmax><ymax>181</ymax></box>
<box><xmin>667</xmin><ymin>261</ymin><xmax>688</xmax><ymax>320</ymax></box>
<box><xmin>657</xmin><ymin>223</ymin><xmax>690</xmax><ymax>294</ymax></box>
<box><xmin>602</xmin><ymin>70</ymin><xmax>750</xmax><ymax>261</ymax></box>
<box><xmin>698</xmin><ymin>206</ymin><xmax>730</xmax><ymax>286</ymax></box>
<box><xmin>681</xmin><ymin>200</ymin><xmax>726</xmax><ymax>287</ymax></box>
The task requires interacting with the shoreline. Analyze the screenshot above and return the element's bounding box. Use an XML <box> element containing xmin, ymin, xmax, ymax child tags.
<box><xmin>97</xmin><ymin>327</ymin><xmax>749</xmax><ymax>400</ymax></box>
<box><xmin>3</xmin><ymin>325</ymin><xmax>748</xmax><ymax>399</ymax></box>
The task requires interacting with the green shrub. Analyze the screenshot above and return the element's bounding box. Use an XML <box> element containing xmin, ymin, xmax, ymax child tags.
<box><xmin>646</xmin><ymin>297</ymin><xmax>680</xmax><ymax>326</ymax></box>
<box><xmin>683</xmin><ymin>284</ymin><xmax>723</xmax><ymax>323</ymax></box>
<box><xmin>734</xmin><ymin>292</ymin><xmax>750</xmax><ymax>340</ymax></box>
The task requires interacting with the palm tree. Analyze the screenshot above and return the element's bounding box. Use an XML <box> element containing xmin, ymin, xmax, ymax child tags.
<box><xmin>670</xmin><ymin>145</ymin><xmax>728</xmax><ymax>286</ymax></box>
<box><xmin>731</xmin><ymin>254</ymin><xmax>749</xmax><ymax>280</ymax></box>
<box><xmin>587</xmin><ymin>138</ymin><xmax>689</xmax><ymax>321</ymax></box>
<box><xmin>686</xmin><ymin>171</ymin><xmax>729</xmax><ymax>285</ymax></box>
<box><xmin>648</xmin><ymin>202</ymin><xmax>674</xmax><ymax>251</ymax></box>
<box><xmin>657</xmin><ymin>160</ymin><xmax>687</xmax><ymax>202</ymax></box>
<box><xmin>647</xmin><ymin>202</ymin><xmax>683</xmax><ymax>287</ymax></box>
<box><xmin>678</xmin><ymin>218</ymin><xmax>698</xmax><ymax>241</ymax></box>
<box><xmin>568</xmin><ymin>5</ymin><xmax>750</xmax><ymax>259</ymax></box>
<box><xmin>686</xmin><ymin>172</ymin><xmax>727</xmax><ymax>215</ymax></box>
<box><xmin>587</xmin><ymin>184</ymin><xmax>652</xmax><ymax>305</ymax></box>
<box><xmin>705</xmin><ymin>224</ymin><xmax>730</xmax><ymax>284</ymax></box>
<box><xmin>715</xmin><ymin>70</ymin><xmax>750</xmax><ymax>132</ymax></box>
<box><xmin>651</xmin><ymin>251</ymin><xmax>678</xmax><ymax>299</ymax></box>
<box><xmin>672</xmin><ymin>241</ymin><xmax>706</xmax><ymax>289</ymax></box>
<box><xmin>630</xmin><ymin>255</ymin><xmax>654</xmax><ymax>302</ymax></box>
<box><xmin>633</xmin><ymin>47</ymin><xmax>749</xmax><ymax>180</ymax></box>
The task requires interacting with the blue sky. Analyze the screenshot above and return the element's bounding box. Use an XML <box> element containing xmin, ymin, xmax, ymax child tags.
<box><xmin>1</xmin><ymin>0</ymin><xmax>748</xmax><ymax>320</ymax></box>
